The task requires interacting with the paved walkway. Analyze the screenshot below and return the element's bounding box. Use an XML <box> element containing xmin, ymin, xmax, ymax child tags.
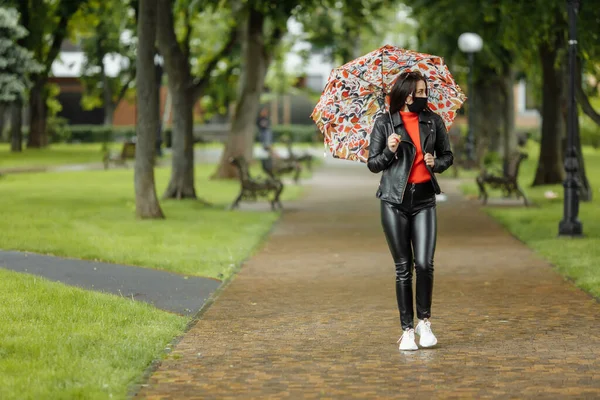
<box><xmin>136</xmin><ymin>160</ymin><xmax>600</xmax><ymax>399</ymax></box>
<box><xmin>0</xmin><ymin>251</ymin><xmax>220</xmax><ymax>315</ymax></box>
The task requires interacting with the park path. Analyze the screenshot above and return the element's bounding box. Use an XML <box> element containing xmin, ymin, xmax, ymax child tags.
<box><xmin>135</xmin><ymin>159</ymin><xmax>600</xmax><ymax>399</ymax></box>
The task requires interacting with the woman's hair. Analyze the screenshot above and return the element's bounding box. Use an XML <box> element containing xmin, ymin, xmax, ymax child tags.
<box><xmin>388</xmin><ymin>71</ymin><xmax>428</xmax><ymax>114</ymax></box>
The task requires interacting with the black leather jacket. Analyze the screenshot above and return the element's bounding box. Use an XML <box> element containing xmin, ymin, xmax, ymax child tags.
<box><xmin>367</xmin><ymin>110</ymin><xmax>453</xmax><ymax>204</ymax></box>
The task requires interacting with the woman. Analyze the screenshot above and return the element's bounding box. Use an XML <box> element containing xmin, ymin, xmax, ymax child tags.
<box><xmin>256</xmin><ymin>107</ymin><xmax>273</xmax><ymax>149</ymax></box>
<box><xmin>367</xmin><ymin>71</ymin><xmax>453</xmax><ymax>351</ymax></box>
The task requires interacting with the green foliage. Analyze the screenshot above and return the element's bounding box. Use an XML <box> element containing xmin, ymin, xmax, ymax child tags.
<box><xmin>297</xmin><ymin>0</ymin><xmax>396</xmax><ymax>65</ymax></box>
<box><xmin>270</xmin><ymin>124</ymin><xmax>319</xmax><ymax>143</ymax></box>
<box><xmin>581</xmin><ymin>114</ymin><xmax>600</xmax><ymax>149</ymax></box>
<box><xmin>46</xmin><ymin>116</ymin><xmax>71</xmax><ymax>142</ymax></box>
<box><xmin>68</xmin><ymin>125</ymin><xmax>136</xmax><ymax>143</ymax></box>
<box><xmin>0</xmin><ymin>7</ymin><xmax>43</xmax><ymax>102</ymax></box>
<box><xmin>72</xmin><ymin>0</ymin><xmax>137</xmax><ymax>115</ymax></box>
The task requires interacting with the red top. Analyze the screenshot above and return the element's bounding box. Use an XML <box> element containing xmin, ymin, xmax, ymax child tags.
<box><xmin>400</xmin><ymin>111</ymin><xmax>431</xmax><ymax>184</ymax></box>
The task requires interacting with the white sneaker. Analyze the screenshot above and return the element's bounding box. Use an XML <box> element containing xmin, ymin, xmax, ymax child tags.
<box><xmin>415</xmin><ymin>319</ymin><xmax>437</xmax><ymax>347</ymax></box>
<box><xmin>397</xmin><ymin>328</ymin><xmax>418</xmax><ymax>351</ymax></box>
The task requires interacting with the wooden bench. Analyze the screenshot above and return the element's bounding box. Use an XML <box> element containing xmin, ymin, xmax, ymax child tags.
<box><xmin>229</xmin><ymin>156</ymin><xmax>284</xmax><ymax>211</ymax></box>
<box><xmin>103</xmin><ymin>141</ymin><xmax>136</xmax><ymax>169</ymax></box>
<box><xmin>261</xmin><ymin>146</ymin><xmax>302</xmax><ymax>184</ymax></box>
<box><xmin>283</xmin><ymin>137</ymin><xmax>314</xmax><ymax>171</ymax></box>
<box><xmin>476</xmin><ymin>151</ymin><xmax>529</xmax><ymax>206</ymax></box>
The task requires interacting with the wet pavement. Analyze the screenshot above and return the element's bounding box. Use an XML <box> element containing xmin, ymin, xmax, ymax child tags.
<box><xmin>135</xmin><ymin>159</ymin><xmax>600</xmax><ymax>399</ymax></box>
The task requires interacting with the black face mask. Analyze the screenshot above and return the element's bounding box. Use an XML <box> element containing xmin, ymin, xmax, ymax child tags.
<box><xmin>407</xmin><ymin>96</ymin><xmax>427</xmax><ymax>113</ymax></box>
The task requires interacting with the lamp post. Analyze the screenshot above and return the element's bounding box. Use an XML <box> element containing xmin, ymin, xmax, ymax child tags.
<box><xmin>559</xmin><ymin>0</ymin><xmax>583</xmax><ymax>237</ymax></box>
<box><xmin>458</xmin><ymin>32</ymin><xmax>483</xmax><ymax>162</ymax></box>
<box><xmin>154</xmin><ymin>53</ymin><xmax>164</xmax><ymax>157</ymax></box>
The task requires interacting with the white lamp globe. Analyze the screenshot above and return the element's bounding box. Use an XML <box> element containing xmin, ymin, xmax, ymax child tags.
<box><xmin>458</xmin><ymin>33</ymin><xmax>483</xmax><ymax>53</ymax></box>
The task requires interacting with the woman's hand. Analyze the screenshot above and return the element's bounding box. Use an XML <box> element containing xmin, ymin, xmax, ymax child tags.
<box><xmin>387</xmin><ymin>133</ymin><xmax>400</xmax><ymax>152</ymax></box>
<box><xmin>424</xmin><ymin>153</ymin><xmax>435</xmax><ymax>168</ymax></box>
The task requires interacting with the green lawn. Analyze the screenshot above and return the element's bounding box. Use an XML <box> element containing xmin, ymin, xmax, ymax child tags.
<box><xmin>0</xmin><ymin>143</ymin><xmax>107</xmax><ymax>170</ymax></box>
<box><xmin>0</xmin><ymin>268</ymin><xmax>188</xmax><ymax>400</ymax></box>
<box><xmin>459</xmin><ymin>144</ymin><xmax>600</xmax><ymax>298</ymax></box>
<box><xmin>0</xmin><ymin>164</ymin><xmax>305</xmax><ymax>279</ymax></box>
<box><xmin>1</xmin><ymin>142</ymin><xmax>322</xmax><ymax>170</ymax></box>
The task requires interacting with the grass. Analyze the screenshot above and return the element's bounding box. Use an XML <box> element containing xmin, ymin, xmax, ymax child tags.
<box><xmin>1</xmin><ymin>142</ymin><xmax>322</xmax><ymax>170</ymax></box>
<box><xmin>458</xmin><ymin>143</ymin><xmax>600</xmax><ymax>298</ymax></box>
<box><xmin>0</xmin><ymin>268</ymin><xmax>188</xmax><ymax>400</ymax></box>
<box><xmin>0</xmin><ymin>143</ymin><xmax>107</xmax><ymax>170</ymax></box>
<box><xmin>0</xmin><ymin>164</ymin><xmax>306</xmax><ymax>279</ymax></box>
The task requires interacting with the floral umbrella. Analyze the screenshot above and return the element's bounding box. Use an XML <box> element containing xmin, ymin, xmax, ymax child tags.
<box><xmin>310</xmin><ymin>44</ymin><xmax>466</xmax><ymax>163</ymax></box>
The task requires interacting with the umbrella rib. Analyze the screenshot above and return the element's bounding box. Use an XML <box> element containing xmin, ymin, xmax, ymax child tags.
<box><xmin>336</xmin><ymin>66</ymin><xmax>384</xmax><ymax>93</ymax></box>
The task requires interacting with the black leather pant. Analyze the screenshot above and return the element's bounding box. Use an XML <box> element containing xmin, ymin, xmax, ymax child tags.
<box><xmin>380</xmin><ymin>181</ymin><xmax>437</xmax><ymax>330</ymax></box>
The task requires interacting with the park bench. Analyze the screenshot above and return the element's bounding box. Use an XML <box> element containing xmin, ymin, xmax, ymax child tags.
<box><xmin>260</xmin><ymin>146</ymin><xmax>302</xmax><ymax>184</ymax></box>
<box><xmin>448</xmin><ymin>126</ymin><xmax>479</xmax><ymax>177</ymax></box>
<box><xmin>103</xmin><ymin>140</ymin><xmax>136</xmax><ymax>170</ymax></box>
<box><xmin>283</xmin><ymin>137</ymin><xmax>314</xmax><ymax>171</ymax></box>
<box><xmin>229</xmin><ymin>156</ymin><xmax>284</xmax><ymax>211</ymax></box>
<box><xmin>476</xmin><ymin>150</ymin><xmax>529</xmax><ymax>206</ymax></box>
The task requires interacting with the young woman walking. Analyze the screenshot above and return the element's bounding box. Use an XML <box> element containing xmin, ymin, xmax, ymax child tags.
<box><xmin>367</xmin><ymin>71</ymin><xmax>453</xmax><ymax>351</ymax></box>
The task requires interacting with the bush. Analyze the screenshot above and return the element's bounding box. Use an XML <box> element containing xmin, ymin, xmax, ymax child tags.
<box><xmin>47</xmin><ymin>116</ymin><xmax>72</xmax><ymax>143</ymax></box>
<box><xmin>270</xmin><ymin>124</ymin><xmax>320</xmax><ymax>143</ymax></box>
<box><xmin>67</xmin><ymin>125</ymin><xmax>136</xmax><ymax>143</ymax></box>
<box><xmin>580</xmin><ymin>118</ymin><xmax>600</xmax><ymax>149</ymax></box>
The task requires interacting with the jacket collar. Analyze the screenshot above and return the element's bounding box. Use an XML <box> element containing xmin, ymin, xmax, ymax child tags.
<box><xmin>391</xmin><ymin>110</ymin><xmax>432</xmax><ymax>127</ymax></box>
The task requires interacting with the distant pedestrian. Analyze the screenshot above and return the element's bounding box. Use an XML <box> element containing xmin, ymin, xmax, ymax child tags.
<box><xmin>257</xmin><ymin>107</ymin><xmax>272</xmax><ymax>149</ymax></box>
<box><xmin>367</xmin><ymin>71</ymin><xmax>454</xmax><ymax>351</ymax></box>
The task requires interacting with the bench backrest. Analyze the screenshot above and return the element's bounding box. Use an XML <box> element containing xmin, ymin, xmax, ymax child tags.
<box><xmin>229</xmin><ymin>156</ymin><xmax>251</xmax><ymax>183</ymax></box>
<box><xmin>120</xmin><ymin>141</ymin><xmax>136</xmax><ymax>159</ymax></box>
<box><xmin>506</xmin><ymin>151</ymin><xmax>528</xmax><ymax>180</ymax></box>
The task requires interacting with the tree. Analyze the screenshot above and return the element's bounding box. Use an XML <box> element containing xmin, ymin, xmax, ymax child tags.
<box><xmin>10</xmin><ymin>0</ymin><xmax>89</xmax><ymax>148</ymax></box>
<box><xmin>0</xmin><ymin>6</ymin><xmax>43</xmax><ymax>152</ymax></box>
<box><xmin>298</xmin><ymin>0</ymin><xmax>395</xmax><ymax>65</ymax></box>
<box><xmin>135</xmin><ymin>0</ymin><xmax>164</xmax><ymax>219</ymax></box>
<box><xmin>75</xmin><ymin>0</ymin><xmax>137</xmax><ymax>126</ymax></box>
<box><xmin>156</xmin><ymin>0</ymin><xmax>238</xmax><ymax>199</ymax></box>
<box><xmin>498</xmin><ymin>0</ymin><xmax>600</xmax><ymax>190</ymax></box>
<box><xmin>212</xmin><ymin>1</ymin><xmax>309</xmax><ymax>179</ymax></box>
<box><xmin>410</xmin><ymin>0</ymin><xmax>520</xmax><ymax>170</ymax></box>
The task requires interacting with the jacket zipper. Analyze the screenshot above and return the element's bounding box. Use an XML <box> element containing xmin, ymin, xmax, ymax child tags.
<box><xmin>399</xmin><ymin>143</ymin><xmax>416</xmax><ymax>203</ymax></box>
<box><xmin>423</xmin><ymin>121</ymin><xmax>444</xmax><ymax>195</ymax></box>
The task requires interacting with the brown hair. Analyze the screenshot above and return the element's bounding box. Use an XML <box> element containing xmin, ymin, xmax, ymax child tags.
<box><xmin>388</xmin><ymin>71</ymin><xmax>428</xmax><ymax>114</ymax></box>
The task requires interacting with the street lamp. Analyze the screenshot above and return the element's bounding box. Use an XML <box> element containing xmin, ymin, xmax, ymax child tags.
<box><xmin>458</xmin><ymin>32</ymin><xmax>483</xmax><ymax>163</ymax></box>
<box><xmin>154</xmin><ymin>53</ymin><xmax>164</xmax><ymax>157</ymax></box>
<box><xmin>559</xmin><ymin>0</ymin><xmax>583</xmax><ymax>237</ymax></box>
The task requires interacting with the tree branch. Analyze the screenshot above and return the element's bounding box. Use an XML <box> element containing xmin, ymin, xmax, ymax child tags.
<box><xmin>575</xmin><ymin>56</ymin><xmax>600</xmax><ymax>126</ymax></box>
<box><xmin>156</xmin><ymin>0</ymin><xmax>189</xmax><ymax>79</ymax></box>
<box><xmin>114</xmin><ymin>74</ymin><xmax>136</xmax><ymax>107</ymax></box>
<box><xmin>183</xmin><ymin>7</ymin><xmax>192</xmax><ymax>61</ymax></box>
<box><xmin>43</xmin><ymin>15</ymin><xmax>69</xmax><ymax>77</ymax></box>
<box><xmin>191</xmin><ymin>27</ymin><xmax>238</xmax><ymax>100</ymax></box>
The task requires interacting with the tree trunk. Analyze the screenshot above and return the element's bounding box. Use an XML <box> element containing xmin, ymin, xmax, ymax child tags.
<box><xmin>502</xmin><ymin>68</ymin><xmax>516</xmax><ymax>157</ymax></box>
<box><xmin>102</xmin><ymin>75</ymin><xmax>115</xmax><ymax>126</ymax></box>
<box><xmin>104</xmin><ymin>103</ymin><xmax>115</xmax><ymax>126</ymax></box>
<box><xmin>212</xmin><ymin>8</ymin><xmax>269</xmax><ymax>179</ymax></box>
<box><xmin>10</xmin><ymin>99</ymin><xmax>23</xmax><ymax>152</ymax></box>
<box><xmin>532</xmin><ymin>40</ymin><xmax>565</xmax><ymax>186</ymax></box>
<box><xmin>27</xmin><ymin>80</ymin><xmax>48</xmax><ymax>148</ymax></box>
<box><xmin>99</xmin><ymin>39</ymin><xmax>114</xmax><ymax>126</ymax></box>
<box><xmin>162</xmin><ymin>86</ymin><xmax>196</xmax><ymax>198</ymax></box>
<box><xmin>135</xmin><ymin>0</ymin><xmax>164</xmax><ymax>219</ymax></box>
<box><xmin>472</xmin><ymin>68</ymin><xmax>504</xmax><ymax>165</ymax></box>
<box><xmin>156</xmin><ymin>0</ymin><xmax>196</xmax><ymax>199</ymax></box>
<box><xmin>0</xmin><ymin>104</ymin><xmax>6</xmax><ymax>140</ymax></box>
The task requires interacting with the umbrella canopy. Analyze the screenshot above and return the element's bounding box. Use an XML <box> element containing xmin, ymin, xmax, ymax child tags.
<box><xmin>311</xmin><ymin>45</ymin><xmax>466</xmax><ymax>163</ymax></box>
